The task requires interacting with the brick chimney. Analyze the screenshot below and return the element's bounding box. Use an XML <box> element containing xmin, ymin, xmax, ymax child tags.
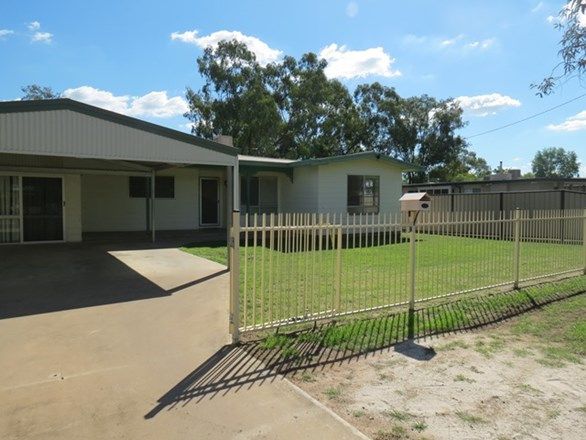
<box><xmin>213</xmin><ymin>134</ymin><xmax>234</xmax><ymax>147</ymax></box>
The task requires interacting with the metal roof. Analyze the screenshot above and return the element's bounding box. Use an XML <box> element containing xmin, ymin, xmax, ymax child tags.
<box><xmin>404</xmin><ymin>177</ymin><xmax>586</xmax><ymax>186</ymax></box>
<box><xmin>0</xmin><ymin>98</ymin><xmax>238</xmax><ymax>157</ymax></box>
<box><xmin>239</xmin><ymin>151</ymin><xmax>421</xmax><ymax>171</ymax></box>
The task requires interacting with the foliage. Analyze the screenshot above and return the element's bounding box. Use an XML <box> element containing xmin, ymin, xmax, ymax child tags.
<box><xmin>185</xmin><ymin>41</ymin><xmax>480</xmax><ymax>181</ymax></box>
<box><xmin>531</xmin><ymin>147</ymin><xmax>580</xmax><ymax>177</ymax></box>
<box><xmin>532</xmin><ymin>0</ymin><xmax>586</xmax><ymax>96</ymax></box>
<box><xmin>21</xmin><ymin>84</ymin><xmax>60</xmax><ymax>100</ymax></box>
<box><xmin>185</xmin><ymin>41</ymin><xmax>360</xmax><ymax>158</ymax></box>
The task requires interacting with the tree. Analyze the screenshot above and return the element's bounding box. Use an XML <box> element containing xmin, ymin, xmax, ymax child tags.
<box><xmin>185</xmin><ymin>41</ymin><xmax>281</xmax><ymax>156</ymax></box>
<box><xmin>355</xmin><ymin>84</ymin><xmax>470</xmax><ymax>182</ymax></box>
<box><xmin>531</xmin><ymin>147</ymin><xmax>580</xmax><ymax>177</ymax></box>
<box><xmin>21</xmin><ymin>84</ymin><xmax>60</xmax><ymax>100</ymax></box>
<box><xmin>185</xmin><ymin>41</ymin><xmax>360</xmax><ymax>158</ymax></box>
<box><xmin>185</xmin><ymin>41</ymin><xmax>475</xmax><ymax>179</ymax></box>
<box><xmin>532</xmin><ymin>0</ymin><xmax>586</xmax><ymax>96</ymax></box>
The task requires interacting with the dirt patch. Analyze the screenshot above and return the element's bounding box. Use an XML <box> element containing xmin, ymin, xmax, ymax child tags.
<box><xmin>291</xmin><ymin>322</ymin><xmax>585</xmax><ymax>439</ymax></box>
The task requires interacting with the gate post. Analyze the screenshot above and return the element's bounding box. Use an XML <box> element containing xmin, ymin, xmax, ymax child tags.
<box><xmin>513</xmin><ymin>208</ymin><xmax>521</xmax><ymax>289</ymax></box>
<box><xmin>229</xmin><ymin>210</ymin><xmax>241</xmax><ymax>343</ymax></box>
<box><xmin>334</xmin><ymin>224</ymin><xmax>342</xmax><ymax>312</ymax></box>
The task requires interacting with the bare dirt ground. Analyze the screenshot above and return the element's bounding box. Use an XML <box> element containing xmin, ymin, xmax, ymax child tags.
<box><xmin>291</xmin><ymin>313</ymin><xmax>586</xmax><ymax>440</ymax></box>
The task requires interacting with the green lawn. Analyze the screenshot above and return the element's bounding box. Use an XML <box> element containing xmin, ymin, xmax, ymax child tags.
<box><xmin>257</xmin><ymin>276</ymin><xmax>586</xmax><ymax>358</ymax></box>
<box><xmin>183</xmin><ymin>234</ymin><xmax>583</xmax><ymax>329</ymax></box>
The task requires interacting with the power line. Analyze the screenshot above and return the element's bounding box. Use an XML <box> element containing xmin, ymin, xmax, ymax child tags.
<box><xmin>466</xmin><ymin>92</ymin><xmax>586</xmax><ymax>139</ymax></box>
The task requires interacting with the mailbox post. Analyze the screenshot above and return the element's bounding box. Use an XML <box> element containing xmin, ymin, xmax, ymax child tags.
<box><xmin>399</xmin><ymin>193</ymin><xmax>432</xmax><ymax>320</ymax></box>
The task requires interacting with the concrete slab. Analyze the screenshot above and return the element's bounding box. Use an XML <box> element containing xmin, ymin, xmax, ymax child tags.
<box><xmin>0</xmin><ymin>243</ymin><xmax>364</xmax><ymax>439</ymax></box>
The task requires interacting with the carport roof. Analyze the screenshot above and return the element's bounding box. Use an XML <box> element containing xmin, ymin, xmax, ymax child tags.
<box><xmin>0</xmin><ymin>98</ymin><xmax>238</xmax><ymax>157</ymax></box>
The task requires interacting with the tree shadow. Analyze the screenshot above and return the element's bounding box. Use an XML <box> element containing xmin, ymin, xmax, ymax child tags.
<box><xmin>145</xmin><ymin>286</ymin><xmax>584</xmax><ymax>419</ymax></box>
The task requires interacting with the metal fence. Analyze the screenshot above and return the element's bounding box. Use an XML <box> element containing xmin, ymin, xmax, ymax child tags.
<box><xmin>228</xmin><ymin>209</ymin><xmax>586</xmax><ymax>340</ymax></box>
<box><xmin>428</xmin><ymin>189</ymin><xmax>586</xmax><ymax>213</ymax></box>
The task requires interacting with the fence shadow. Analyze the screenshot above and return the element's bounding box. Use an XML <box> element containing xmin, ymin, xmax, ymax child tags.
<box><xmin>145</xmin><ymin>287</ymin><xmax>584</xmax><ymax>419</ymax></box>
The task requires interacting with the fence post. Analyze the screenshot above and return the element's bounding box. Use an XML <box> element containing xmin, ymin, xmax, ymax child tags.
<box><xmin>583</xmin><ymin>208</ymin><xmax>586</xmax><ymax>275</ymax></box>
<box><xmin>513</xmin><ymin>208</ymin><xmax>521</xmax><ymax>289</ymax></box>
<box><xmin>408</xmin><ymin>216</ymin><xmax>417</xmax><ymax>311</ymax></box>
<box><xmin>229</xmin><ymin>210</ymin><xmax>241</xmax><ymax>343</ymax></box>
<box><xmin>334</xmin><ymin>224</ymin><xmax>342</xmax><ymax>311</ymax></box>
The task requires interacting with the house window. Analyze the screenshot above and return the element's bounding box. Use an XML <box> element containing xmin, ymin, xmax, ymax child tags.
<box><xmin>240</xmin><ymin>176</ymin><xmax>278</xmax><ymax>214</ymax></box>
<box><xmin>347</xmin><ymin>175</ymin><xmax>380</xmax><ymax>214</ymax></box>
<box><xmin>129</xmin><ymin>176</ymin><xmax>175</xmax><ymax>198</ymax></box>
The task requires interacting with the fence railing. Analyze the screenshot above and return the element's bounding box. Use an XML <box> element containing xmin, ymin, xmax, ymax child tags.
<box><xmin>228</xmin><ymin>209</ymin><xmax>586</xmax><ymax>340</ymax></box>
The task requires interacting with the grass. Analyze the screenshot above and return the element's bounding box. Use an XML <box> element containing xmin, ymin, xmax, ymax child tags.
<box><xmin>181</xmin><ymin>241</ymin><xmax>227</xmax><ymax>265</ymax></box>
<box><xmin>511</xmin><ymin>292</ymin><xmax>586</xmax><ymax>367</ymax></box>
<box><xmin>323</xmin><ymin>387</ymin><xmax>343</xmax><ymax>400</ymax></box>
<box><xmin>454</xmin><ymin>374</ymin><xmax>476</xmax><ymax>383</ymax></box>
<box><xmin>255</xmin><ymin>276</ymin><xmax>586</xmax><ymax>358</ymax></box>
<box><xmin>182</xmin><ymin>233</ymin><xmax>583</xmax><ymax>327</ymax></box>
<box><xmin>384</xmin><ymin>409</ymin><xmax>412</xmax><ymax>421</ymax></box>
<box><xmin>454</xmin><ymin>410</ymin><xmax>486</xmax><ymax>425</ymax></box>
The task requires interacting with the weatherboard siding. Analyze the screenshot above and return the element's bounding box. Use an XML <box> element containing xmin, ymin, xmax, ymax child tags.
<box><xmin>317</xmin><ymin>159</ymin><xmax>403</xmax><ymax>215</ymax></box>
<box><xmin>82</xmin><ymin>167</ymin><xmax>227</xmax><ymax>232</ymax></box>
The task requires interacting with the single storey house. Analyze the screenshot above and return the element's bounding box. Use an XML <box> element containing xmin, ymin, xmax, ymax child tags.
<box><xmin>0</xmin><ymin>98</ymin><xmax>417</xmax><ymax>244</ymax></box>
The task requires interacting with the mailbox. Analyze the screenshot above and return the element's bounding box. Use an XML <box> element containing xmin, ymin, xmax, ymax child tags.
<box><xmin>400</xmin><ymin>192</ymin><xmax>432</xmax><ymax>212</ymax></box>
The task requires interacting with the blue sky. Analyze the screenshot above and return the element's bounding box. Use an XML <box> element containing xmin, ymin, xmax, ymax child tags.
<box><xmin>1</xmin><ymin>0</ymin><xmax>584</xmax><ymax>175</ymax></box>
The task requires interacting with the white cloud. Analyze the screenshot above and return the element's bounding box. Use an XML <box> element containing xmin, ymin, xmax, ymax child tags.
<box><xmin>27</xmin><ymin>21</ymin><xmax>41</xmax><ymax>31</ymax></box>
<box><xmin>0</xmin><ymin>29</ymin><xmax>14</xmax><ymax>39</ymax></box>
<box><xmin>170</xmin><ymin>29</ymin><xmax>282</xmax><ymax>66</ymax></box>
<box><xmin>546</xmin><ymin>110</ymin><xmax>586</xmax><ymax>131</ymax></box>
<box><xmin>62</xmin><ymin>86</ymin><xmax>189</xmax><ymax>118</ymax></box>
<box><xmin>27</xmin><ymin>21</ymin><xmax>53</xmax><ymax>43</ymax></box>
<box><xmin>531</xmin><ymin>1</ymin><xmax>545</xmax><ymax>13</ymax></box>
<box><xmin>319</xmin><ymin>44</ymin><xmax>401</xmax><ymax>79</ymax></box>
<box><xmin>547</xmin><ymin>1</ymin><xmax>586</xmax><ymax>27</ymax></box>
<box><xmin>31</xmin><ymin>32</ymin><xmax>53</xmax><ymax>43</ymax></box>
<box><xmin>455</xmin><ymin>93</ymin><xmax>521</xmax><ymax>117</ymax></box>
<box><xmin>404</xmin><ymin>34</ymin><xmax>496</xmax><ymax>53</ymax></box>
<box><xmin>346</xmin><ymin>2</ymin><xmax>359</xmax><ymax>18</ymax></box>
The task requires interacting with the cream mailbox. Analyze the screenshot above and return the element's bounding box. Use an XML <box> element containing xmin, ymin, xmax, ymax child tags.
<box><xmin>399</xmin><ymin>192</ymin><xmax>431</xmax><ymax>213</ymax></box>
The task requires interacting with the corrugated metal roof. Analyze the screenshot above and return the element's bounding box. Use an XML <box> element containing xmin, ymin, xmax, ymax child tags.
<box><xmin>239</xmin><ymin>151</ymin><xmax>421</xmax><ymax>171</ymax></box>
<box><xmin>0</xmin><ymin>99</ymin><xmax>238</xmax><ymax>166</ymax></box>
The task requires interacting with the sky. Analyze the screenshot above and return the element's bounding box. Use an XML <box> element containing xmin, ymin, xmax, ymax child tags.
<box><xmin>0</xmin><ymin>0</ymin><xmax>585</xmax><ymax>176</ymax></box>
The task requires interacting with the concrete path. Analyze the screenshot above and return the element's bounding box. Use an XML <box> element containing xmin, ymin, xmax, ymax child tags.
<box><xmin>0</xmin><ymin>244</ymin><xmax>365</xmax><ymax>439</ymax></box>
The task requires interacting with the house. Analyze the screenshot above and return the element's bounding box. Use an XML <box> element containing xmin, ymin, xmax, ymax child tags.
<box><xmin>0</xmin><ymin>98</ymin><xmax>418</xmax><ymax>244</ymax></box>
<box><xmin>239</xmin><ymin>152</ymin><xmax>418</xmax><ymax>217</ymax></box>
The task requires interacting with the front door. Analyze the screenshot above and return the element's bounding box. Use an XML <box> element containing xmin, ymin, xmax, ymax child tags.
<box><xmin>200</xmin><ymin>178</ymin><xmax>219</xmax><ymax>226</ymax></box>
<box><xmin>22</xmin><ymin>177</ymin><xmax>63</xmax><ymax>242</ymax></box>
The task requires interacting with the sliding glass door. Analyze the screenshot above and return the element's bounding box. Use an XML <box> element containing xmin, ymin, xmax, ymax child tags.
<box><xmin>0</xmin><ymin>176</ymin><xmax>21</xmax><ymax>243</ymax></box>
<box><xmin>0</xmin><ymin>175</ymin><xmax>64</xmax><ymax>243</ymax></box>
<box><xmin>22</xmin><ymin>177</ymin><xmax>63</xmax><ymax>242</ymax></box>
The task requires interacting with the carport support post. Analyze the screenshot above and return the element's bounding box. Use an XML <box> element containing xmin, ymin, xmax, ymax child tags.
<box><xmin>229</xmin><ymin>210</ymin><xmax>241</xmax><ymax>343</ymax></box>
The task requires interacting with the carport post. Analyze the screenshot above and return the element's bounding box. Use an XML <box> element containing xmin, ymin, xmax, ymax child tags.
<box><xmin>150</xmin><ymin>170</ymin><xmax>156</xmax><ymax>242</ymax></box>
<box><xmin>229</xmin><ymin>209</ymin><xmax>241</xmax><ymax>343</ymax></box>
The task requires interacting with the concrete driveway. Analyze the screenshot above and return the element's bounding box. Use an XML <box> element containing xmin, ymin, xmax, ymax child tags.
<box><xmin>0</xmin><ymin>243</ymin><xmax>364</xmax><ymax>440</ymax></box>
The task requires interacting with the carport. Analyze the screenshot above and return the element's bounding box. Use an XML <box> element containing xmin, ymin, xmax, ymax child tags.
<box><xmin>0</xmin><ymin>99</ymin><xmax>239</xmax><ymax>244</ymax></box>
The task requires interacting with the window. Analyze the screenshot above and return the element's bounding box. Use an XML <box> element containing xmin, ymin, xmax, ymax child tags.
<box><xmin>347</xmin><ymin>175</ymin><xmax>379</xmax><ymax>214</ymax></box>
<box><xmin>240</xmin><ymin>176</ymin><xmax>278</xmax><ymax>214</ymax></box>
<box><xmin>128</xmin><ymin>176</ymin><xmax>175</xmax><ymax>198</ymax></box>
<box><xmin>240</xmin><ymin>177</ymin><xmax>259</xmax><ymax>208</ymax></box>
